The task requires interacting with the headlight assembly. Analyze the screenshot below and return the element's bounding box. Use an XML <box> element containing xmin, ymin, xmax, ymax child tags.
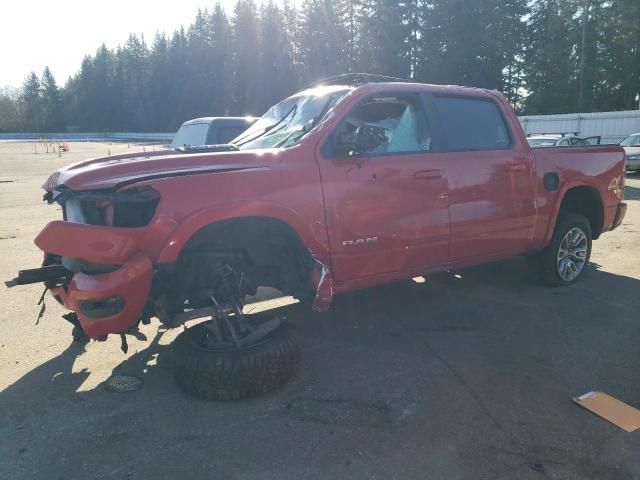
<box><xmin>56</xmin><ymin>187</ymin><xmax>161</xmax><ymax>227</ymax></box>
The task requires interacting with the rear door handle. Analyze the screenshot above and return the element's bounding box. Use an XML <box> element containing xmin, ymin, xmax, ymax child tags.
<box><xmin>414</xmin><ymin>169</ymin><xmax>443</xmax><ymax>180</ymax></box>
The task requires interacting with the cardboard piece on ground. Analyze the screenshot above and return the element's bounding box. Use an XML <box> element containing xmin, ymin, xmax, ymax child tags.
<box><xmin>573</xmin><ymin>391</ymin><xmax>640</xmax><ymax>432</ymax></box>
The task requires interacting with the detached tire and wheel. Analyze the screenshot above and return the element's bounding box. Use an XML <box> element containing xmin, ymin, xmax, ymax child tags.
<box><xmin>532</xmin><ymin>211</ymin><xmax>592</xmax><ymax>286</ymax></box>
<box><xmin>173</xmin><ymin>319</ymin><xmax>300</xmax><ymax>401</ymax></box>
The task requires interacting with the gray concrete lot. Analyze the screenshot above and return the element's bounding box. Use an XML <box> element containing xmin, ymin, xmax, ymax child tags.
<box><xmin>1</xmin><ymin>142</ymin><xmax>639</xmax><ymax>480</ymax></box>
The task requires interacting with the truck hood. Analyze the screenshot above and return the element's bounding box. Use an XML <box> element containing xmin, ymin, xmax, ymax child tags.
<box><xmin>47</xmin><ymin>149</ymin><xmax>280</xmax><ymax>191</ymax></box>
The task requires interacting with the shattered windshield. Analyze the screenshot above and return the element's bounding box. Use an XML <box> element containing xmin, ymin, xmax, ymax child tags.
<box><xmin>232</xmin><ymin>85</ymin><xmax>352</xmax><ymax>150</ymax></box>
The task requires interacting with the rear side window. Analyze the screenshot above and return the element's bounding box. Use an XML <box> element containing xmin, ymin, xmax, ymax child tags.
<box><xmin>433</xmin><ymin>96</ymin><xmax>510</xmax><ymax>151</ymax></box>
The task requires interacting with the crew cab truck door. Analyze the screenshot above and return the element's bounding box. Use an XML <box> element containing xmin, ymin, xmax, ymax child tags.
<box><xmin>429</xmin><ymin>94</ymin><xmax>537</xmax><ymax>263</ymax></box>
<box><xmin>317</xmin><ymin>92</ymin><xmax>450</xmax><ymax>281</ymax></box>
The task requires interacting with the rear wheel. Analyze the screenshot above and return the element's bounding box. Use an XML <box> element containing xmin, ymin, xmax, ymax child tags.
<box><xmin>533</xmin><ymin>212</ymin><xmax>592</xmax><ymax>286</ymax></box>
<box><xmin>173</xmin><ymin>316</ymin><xmax>300</xmax><ymax>401</ymax></box>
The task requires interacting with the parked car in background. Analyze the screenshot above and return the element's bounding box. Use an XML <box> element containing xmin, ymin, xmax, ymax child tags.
<box><xmin>170</xmin><ymin>117</ymin><xmax>256</xmax><ymax>148</ymax></box>
<box><xmin>620</xmin><ymin>133</ymin><xmax>640</xmax><ymax>172</ymax></box>
<box><xmin>527</xmin><ymin>133</ymin><xmax>601</xmax><ymax>148</ymax></box>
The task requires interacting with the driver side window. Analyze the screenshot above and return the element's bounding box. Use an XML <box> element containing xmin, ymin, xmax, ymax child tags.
<box><xmin>333</xmin><ymin>95</ymin><xmax>431</xmax><ymax>156</ymax></box>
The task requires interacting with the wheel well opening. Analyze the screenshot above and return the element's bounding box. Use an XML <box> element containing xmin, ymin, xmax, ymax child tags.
<box><xmin>559</xmin><ymin>187</ymin><xmax>604</xmax><ymax>239</ymax></box>
<box><xmin>154</xmin><ymin>217</ymin><xmax>313</xmax><ymax>310</ymax></box>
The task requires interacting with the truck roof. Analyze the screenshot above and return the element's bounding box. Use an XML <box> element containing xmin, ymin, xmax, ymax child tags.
<box><xmin>180</xmin><ymin>116</ymin><xmax>256</xmax><ymax>126</ymax></box>
<box><xmin>303</xmin><ymin>73</ymin><xmax>498</xmax><ymax>98</ymax></box>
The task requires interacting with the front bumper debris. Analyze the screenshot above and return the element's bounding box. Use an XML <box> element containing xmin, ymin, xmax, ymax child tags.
<box><xmin>310</xmin><ymin>258</ymin><xmax>334</xmax><ymax>312</ymax></box>
<box><xmin>49</xmin><ymin>253</ymin><xmax>153</xmax><ymax>338</ymax></box>
<box><xmin>9</xmin><ymin>218</ymin><xmax>159</xmax><ymax>339</ymax></box>
<box><xmin>5</xmin><ymin>264</ymin><xmax>71</xmax><ymax>288</ymax></box>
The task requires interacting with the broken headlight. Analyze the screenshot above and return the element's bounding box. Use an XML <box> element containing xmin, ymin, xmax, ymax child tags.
<box><xmin>62</xmin><ymin>187</ymin><xmax>160</xmax><ymax>227</ymax></box>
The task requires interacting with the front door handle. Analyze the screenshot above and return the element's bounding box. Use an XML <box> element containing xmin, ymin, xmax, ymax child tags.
<box><xmin>414</xmin><ymin>169</ymin><xmax>443</xmax><ymax>180</ymax></box>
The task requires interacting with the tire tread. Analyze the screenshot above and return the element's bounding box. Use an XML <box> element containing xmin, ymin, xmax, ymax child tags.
<box><xmin>534</xmin><ymin>211</ymin><xmax>592</xmax><ymax>287</ymax></box>
<box><xmin>173</xmin><ymin>322</ymin><xmax>300</xmax><ymax>401</ymax></box>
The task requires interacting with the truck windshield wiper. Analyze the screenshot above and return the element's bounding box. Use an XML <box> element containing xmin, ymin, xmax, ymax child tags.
<box><xmin>174</xmin><ymin>144</ymin><xmax>239</xmax><ymax>154</ymax></box>
<box><xmin>234</xmin><ymin>104</ymin><xmax>297</xmax><ymax>147</ymax></box>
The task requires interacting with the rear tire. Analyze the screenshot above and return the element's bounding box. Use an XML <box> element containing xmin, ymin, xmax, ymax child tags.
<box><xmin>532</xmin><ymin>211</ymin><xmax>592</xmax><ymax>286</ymax></box>
<box><xmin>173</xmin><ymin>319</ymin><xmax>300</xmax><ymax>401</ymax></box>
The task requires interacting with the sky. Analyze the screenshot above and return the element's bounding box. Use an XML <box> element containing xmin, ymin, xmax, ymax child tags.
<box><xmin>0</xmin><ymin>0</ymin><xmax>238</xmax><ymax>89</ymax></box>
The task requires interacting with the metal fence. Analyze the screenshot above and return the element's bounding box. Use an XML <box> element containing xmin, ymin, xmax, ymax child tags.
<box><xmin>518</xmin><ymin>110</ymin><xmax>640</xmax><ymax>144</ymax></box>
<box><xmin>0</xmin><ymin>132</ymin><xmax>174</xmax><ymax>143</ymax></box>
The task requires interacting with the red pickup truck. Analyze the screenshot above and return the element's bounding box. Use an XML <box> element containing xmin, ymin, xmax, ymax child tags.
<box><xmin>8</xmin><ymin>74</ymin><xmax>627</xmax><ymax>400</ymax></box>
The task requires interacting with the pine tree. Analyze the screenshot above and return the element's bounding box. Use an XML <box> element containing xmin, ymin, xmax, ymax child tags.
<box><xmin>581</xmin><ymin>0</ymin><xmax>640</xmax><ymax>112</ymax></box>
<box><xmin>231</xmin><ymin>0</ymin><xmax>261</xmax><ymax>115</ymax></box>
<box><xmin>165</xmin><ymin>27</ymin><xmax>189</xmax><ymax>127</ymax></box>
<box><xmin>46</xmin><ymin>0</ymin><xmax>639</xmax><ymax>131</ymax></box>
<box><xmin>92</xmin><ymin>45</ymin><xmax>118</xmax><ymax>129</ymax></box>
<box><xmin>0</xmin><ymin>87</ymin><xmax>21</xmax><ymax>132</ymax></box>
<box><xmin>298</xmin><ymin>0</ymin><xmax>349</xmax><ymax>82</ymax></box>
<box><xmin>20</xmin><ymin>72</ymin><xmax>41</xmax><ymax>131</ymax></box>
<box><xmin>259</xmin><ymin>1</ymin><xmax>296</xmax><ymax>112</ymax></box>
<box><xmin>40</xmin><ymin>66</ymin><xmax>65</xmax><ymax>132</ymax></box>
<box><xmin>208</xmin><ymin>3</ymin><xmax>233</xmax><ymax>115</ymax></box>
<box><xmin>116</xmin><ymin>34</ymin><xmax>152</xmax><ymax>130</ymax></box>
<box><xmin>419</xmin><ymin>0</ymin><xmax>528</xmax><ymax>92</ymax></box>
<box><xmin>340</xmin><ymin>0</ymin><xmax>358</xmax><ymax>71</ymax></box>
<box><xmin>282</xmin><ymin>0</ymin><xmax>300</xmax><ymax>66</ymax></box>
<box><xmin>607</xmin><ymin>0</ymin><xmax>640</xmax><ymax>110</ymax></box>
<box><xmin>357</xmin><ymin>0</ymin><xmax>413</xmax><ymax>78</ymax></box>
<box><xmin>148</xmin><ymin>33</ymin><xmax>173</xmax><ymax>130</ymax></box>
<box><xmin>493</xmin><ymin>0</ymin><xmax>529</xmax><ymax>108</ymax></box>
<box><xmin>183</xmin><ymin>9</ymin><xmax>216</xmax><ymax>119</ymax></box>
<box><xmin>523</xmin><ymin>0</ymin><xmax>579</xmax><ymax>114</ymax></box>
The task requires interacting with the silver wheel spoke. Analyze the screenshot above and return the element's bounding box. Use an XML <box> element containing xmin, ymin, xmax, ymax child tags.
<box><xmin>571</xmin><ymin>248</ymin><xmax>587</xmax><ymax>260</ymax></box>
<box><xmin>560</xmin><ymin>258</ymin><xmax>568</xmax><ymax>277</ymax></box>
<box><xmin>569</xmin><ymin>260</ymin><xmax>578</xmax><ymax>280</ymax></box>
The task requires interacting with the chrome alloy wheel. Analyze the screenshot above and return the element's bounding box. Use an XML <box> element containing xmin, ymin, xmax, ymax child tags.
<box><xmin>556</xmin><ymin>227</ymin><xmax>588</xmax><ymax>282</ymax></box>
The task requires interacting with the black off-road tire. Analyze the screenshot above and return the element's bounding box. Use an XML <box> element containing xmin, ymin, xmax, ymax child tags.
<box><xmin>173</xmin><ymin>321</ymin><xmax>300</xmax><ymax>401</ymax></box>
<box><xmin>531</xmin><ymin>211</ymin><xmax>592</xmax><ymax>287</ymax></box>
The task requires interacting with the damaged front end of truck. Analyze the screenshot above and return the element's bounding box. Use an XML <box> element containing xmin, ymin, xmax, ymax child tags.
<box><xmin>7</xmin><ymin>183</ymin><xmax>163</xmax><ymax>344</ymax></box>
<box><xmin>6</xmin><ymin>155</ymin><xmax>334</xmax><ymax>385</ymax></box>
<box><xmin>6</xmin><ymin>79</ymin><xmax>360</xmax><ymax>399</ymax></box>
